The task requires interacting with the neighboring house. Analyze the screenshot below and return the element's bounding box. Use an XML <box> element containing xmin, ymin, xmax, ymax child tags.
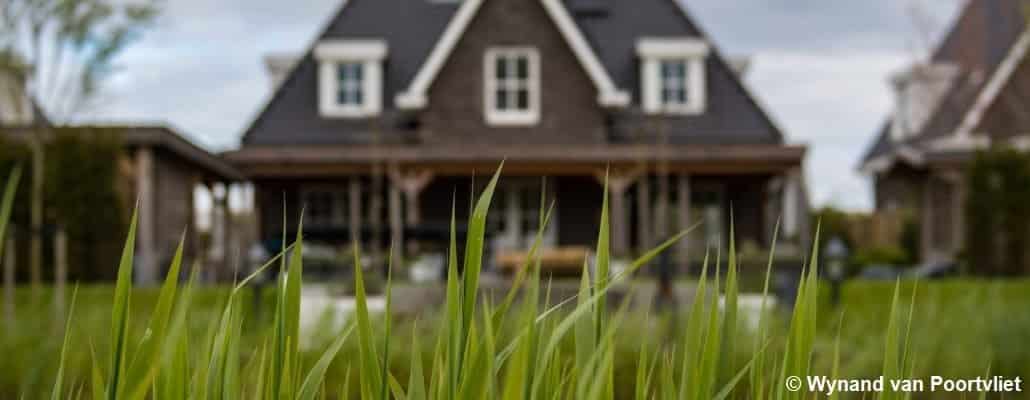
<box><xmin>1</xmin><ymin>85</ymin><xmax>242</xmax><ymax>284</ymax></box>
<box><xmin>860</xmin><ymin>0</ymin><xmax>1028</xmax><ymax>263</ymax></box>
<box><xmin>225</xmin><ymin>0</ymin><xmax>810</xmax><ymax>270</ymax></box>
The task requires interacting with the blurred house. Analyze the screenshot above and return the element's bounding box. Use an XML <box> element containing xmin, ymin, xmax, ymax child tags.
<box><xmin>225</xmin><ymin>0</ymin><xmax>810</xmax><ymax>271</ymax></box>
<box><xmin>1</xmin><ymin>76</ymin><xmax>242</xmax><ymax>283</ymax></box>
<box><xmin>860</xmin><ymin>0</ymin><xmax>1027</xmax><ymax>263</ymax></box>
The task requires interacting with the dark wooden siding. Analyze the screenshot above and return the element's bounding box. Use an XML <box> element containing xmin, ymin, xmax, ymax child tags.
<box><xmin>152</xmin><ymin>149</ymin><xmax>199</xmax><ymax>267</ymax></box>
<box><xmin>418</xmin><ymin>0</ymin><xmax>608</xmax><ymax>146</ymax></box>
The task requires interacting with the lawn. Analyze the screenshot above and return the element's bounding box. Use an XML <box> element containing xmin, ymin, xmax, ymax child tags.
<box><xmin>3</xmin><ymin>166</ymin><xmax>1029</xmax><ymax>399</ymax></box>
<box><xmin>3</xmin><ymin>278</ymin><xmax>1029</xmax><ymax>399</ymax></box>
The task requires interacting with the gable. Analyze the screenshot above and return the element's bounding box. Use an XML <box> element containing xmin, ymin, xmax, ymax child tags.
<box><xmin>974</xmin><ymin>44</ymin><xmax>1030</xmax><ymax>140</ymax></box>
<box><xmin>396</xmin><ymin>0</ymin><xmax>629</xmax><ymax>109</ymax></box>
<box><xmin>862</xmin><ymin>0</ymin><xmax>1027</xmax><ymax>165</ymax></box>
<box><xmin>417</xmin><ymin>0</ymin><xmax>608</xmax><ymax>145</ymax></box>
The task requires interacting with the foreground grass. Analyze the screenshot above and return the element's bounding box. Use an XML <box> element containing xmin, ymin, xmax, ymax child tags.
<box><xmin>2</xmin><ymin>165</ymin><xmax>1028</xmax><ymax>399</ymax></box>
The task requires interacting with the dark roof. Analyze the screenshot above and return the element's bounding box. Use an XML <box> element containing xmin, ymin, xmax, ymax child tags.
<box><xmin>861</xmin><ymin>0</ymin><xmax>1026</xmax><ymax>164</ymax></box>
<box><xmin>2</xmin><ymin>124</ymin><xmax>242</xmax><ymax>181</ymax></box>
<box><xmin>241</xmin><ymin>0</ymin><xmax>785</xmax><ymax>147</ymax></box>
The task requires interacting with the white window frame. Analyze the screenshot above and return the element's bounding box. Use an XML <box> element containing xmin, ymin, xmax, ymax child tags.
<box><xmin>315</xmin><ymin>40</ymin><xmax>388</xmax><ymax>118</ymax></box>
<box><xmin>483</xmin><ymin>47</ymin><xmax>541</xmax><ymax>126</ymax></box>
<box><xmin>636</xmin><ymin>38</ymin><xmax>709</xmax><ymax>115</ymax></box>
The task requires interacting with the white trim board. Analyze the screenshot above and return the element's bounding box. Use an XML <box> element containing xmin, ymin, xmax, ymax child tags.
<box><xmin>394</xmin><ymin>0</ymin><xmax>630</xmax><ymax>110</ymax></box>
<box><xmin>953</xmin><ymin>28</ymin><xmax>1030</xmax><ymax>138</ymax></box>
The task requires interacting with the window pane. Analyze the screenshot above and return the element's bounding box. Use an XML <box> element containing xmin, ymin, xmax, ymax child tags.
<box><xmin>496</xmin><ymin>57</ymin><xmax>507</xmax><ymax>79</ymax></box>
<box><xmin>352</xmin><ymin>63</ymin><xmax>363</xmax><ymax>80</ymax></box>
<box><xmin>496</xmin><ymin>89</ymin><xmax>508</xmax><ymax>109</ymax></box>
<box><xmin>673</xmin><ymin>61</ymin><xmax>686</xmax><ymax>78</ymax></box>
<box><xmin>516</xmin><ymin>89</ymin><xmax>529</xmax><ymax>110</ymax></box>
<box><xmin>516</xmin><ymin>57</ymin><xmax>528</xmax><ymax>79</ymax></box>
<box><xmin>338</xmin><ymin>63</ymin><xmax>364</xmax><ymax>106</ymax></box>
<box><xmin>660</xmin><ymin>59</ymin><xmax>690</xmax><ymax>106</ymax></box>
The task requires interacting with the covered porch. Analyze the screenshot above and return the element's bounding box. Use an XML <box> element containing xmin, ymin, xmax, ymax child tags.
<box><xmin>226</xmin><ymin>143</ymin><xmax>809</xmax><ymax>275</ymax></box>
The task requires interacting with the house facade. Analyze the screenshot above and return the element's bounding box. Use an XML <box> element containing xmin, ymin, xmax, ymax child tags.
<box><xmin>860</xmin><ymin>0</ymin><xmax>1028</xmax><ymax>263</ymax></box>
<box><xmin>226</xmin><ymin>0</ymin><xmax>810</xmax><ymax>270</ymax></box>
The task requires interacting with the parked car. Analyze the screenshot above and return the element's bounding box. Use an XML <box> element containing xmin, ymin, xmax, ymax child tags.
<box><xmin>907</xmin><ymin>261</ymin><xmax>959</xmax><ymax>279</ymax></box>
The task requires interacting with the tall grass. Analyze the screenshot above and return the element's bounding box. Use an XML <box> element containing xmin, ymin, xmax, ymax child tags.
<box><xmin>0</xmin><ymin>164</ymin><xmax>954</xmax><ymax>399</ymax></box>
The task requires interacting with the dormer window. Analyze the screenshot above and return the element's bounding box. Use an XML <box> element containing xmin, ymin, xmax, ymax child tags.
<box><xmin>336</xmin><ymin>62</ymin><xmax>365</xmax><ymax>107</ymax></box>
<box><xmin>637</xmin><ymin>38</ymin><xmax>709</xmax><ymax>115</ymax></box>
<box><xmin>315</xmin><ymin>39</ymin><xmax>387</xmax><ymax>118</ymax></box>
<box><xmin>484</xmin><ymin>47</ymin><xmax>540</xmax><ymax>126</ymax></box>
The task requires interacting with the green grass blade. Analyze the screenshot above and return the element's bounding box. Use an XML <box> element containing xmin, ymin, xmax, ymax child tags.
<box><xmin>352</xmin><ymin>242</ymin><xmax>382</xmax><ymax>399</ymax></box>
<box><xmin>460</xmin><ymin>164</ymin><xmax>502</xmax><ymax>350</ymax></box>
<box><xmin>297</xmin><ymin>325</ymin><xmax>356</xmax><ymax>400</ymax></box>
<box><xmin>594</xmin><ymin>170</ymin><xmax>611</xmax><ymax>341</ymax></box>
<box><xmin>722</xmin><ymin>219</ymin><xmax>739</xmax><ymax>384</ymax></box>
<box><xmin>407</xmin><ymin>322</ymin><xmax>427</xmax><ymax>400</ymax></box>
<box><xmin>108</xmin><ymin>205</ymin><xmax>139</xmax><ymax>400</ymax></box>
<box><xmin>879</xmin><ymin>280</ymin><xmax>903</xmax><ymax>400</ymax></box>
<box><xmin>89</xmin><ymin>340</ymin><xmax>105</xmax><ymax>400</ymax></box>
<box><xmin>284</xmin><ymin>214</ymin><xmax>306</xmax><ymax>394</ymax></box>
<box><xmin>51</xmin><ymin>286</ymin><xmax>79</xmax><ymax>400</ymax></box>
<box><xmin>379</xmin><ymin>252</ymin><xmax>394</xmax><ymax>400</ymax></box>
<box><xmin>751</xmin><ymin>218</ymin><xmax>779</xmax><ymax>400</ymax></box>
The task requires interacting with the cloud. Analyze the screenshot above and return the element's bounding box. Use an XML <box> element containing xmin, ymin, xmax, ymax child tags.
<box><xmin>744</xmin><ymin>49</ymin><xmax>911</xmax><ymax>210</ymax></box>
<box><xmin>86</xmin><ymin>0</ymin><xmax>965</xmax><ymax>212</ymax></box>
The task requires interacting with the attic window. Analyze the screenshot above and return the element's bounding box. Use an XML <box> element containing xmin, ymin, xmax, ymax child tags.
<box><xmin>314</xmin><ymin>40</ymin><xmax>388</xmax><ymax>118</ymax></box>
<box><xmin>637</xmin><ymin>38</ymin><xmax>709</xmax><ymax>115</ymax></box>
<box><xmin>484</xmin><ymin>47</ymin><xmax>540</xmax><ymax>126</ymax></box>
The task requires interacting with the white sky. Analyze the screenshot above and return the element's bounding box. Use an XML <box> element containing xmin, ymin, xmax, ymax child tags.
<box><xmin>89</xmin><ymin>0</ymin><xmax>965</xmax><ymax>212</ymax></box>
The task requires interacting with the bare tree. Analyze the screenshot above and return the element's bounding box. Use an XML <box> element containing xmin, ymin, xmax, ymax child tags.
<box><xmin>0</xmin><ymin>0</ymin><xmax>159</xmax><ymax>312</ymax></box>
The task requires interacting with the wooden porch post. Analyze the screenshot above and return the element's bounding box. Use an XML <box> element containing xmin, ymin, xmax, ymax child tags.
<box><xmin>597</xmin><ymin>168</ymin><xmax>642</xmax><ymax>258</ymax></box>
<box><xmin>677</xmin><ymin>175</ymin><xmax>691</xmax><ymax>271</ymax></box>
<box><xmin>221</xmin><ymin>183</ymin><xmax>233</xmax><ymax>279</ymax></box>
<box><xmin>388</xmin><ymin>168</ymin><xmax>434</xmax><ymax>255</ymax></box>
<box><xmin>388</xmin><ymin>183</ymin><xmax>403</xmax><ymax>264</ymax></box>
<box><xmin>135</xmin><ymin>146</ymin><xmax>157</xmax><ymax>285</ymax></box>
<box><xmin>636</xmin><ymin>173</ymin><xmax>652</xmax><ymax>252</ymax></box>
<box><xmin>370</xmin><ymin>164</ymin><xmax>384</xmax><ymax>269</ymax></box>
<box><xmin>349</xmin><ymin>178</ymin><xmax>363</xmax><ymax>248</ymax></box>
